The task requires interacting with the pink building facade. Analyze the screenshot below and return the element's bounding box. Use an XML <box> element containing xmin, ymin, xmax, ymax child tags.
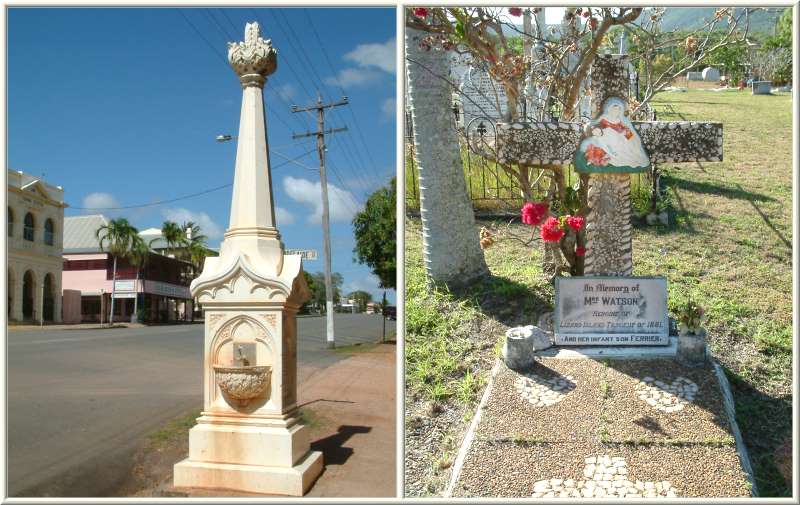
<box><xmin>62</xmin><ymin>215</ymin><xmax>195</xmax><ymax>323</ymax></box>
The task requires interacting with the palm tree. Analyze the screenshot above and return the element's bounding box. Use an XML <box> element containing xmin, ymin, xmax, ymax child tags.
<box><xmin>96</xmin><ymin>218</ymin><xmax>139</xmax><ymax>326</ymax></box>
<box><xmin>182</xmin><ymin>221</ymin><xmax>208</xmax><ymax>246</ymax></box>
<box><xmin>157</xmin><ymin>220</ymin><xmax>186</xmax><ymax>258</ymax></box>
<box><xmin>186</xmin><ymin>240</ymin><xmax>211</xmax><ymax>322</ymax></box>
<box><xmin>128</xmin><ymin>235</ymin><xmax>150</xmax><ymax>323</ymax></box>
<box><xmin>405</xmin><ymin>26</ymin><xmax>488</xmax><ymax>287</ymax></box>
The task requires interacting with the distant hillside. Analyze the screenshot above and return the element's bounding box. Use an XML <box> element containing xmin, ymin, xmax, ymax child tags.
<box><xmin>655</xmin><ymin>7</ymin><xmax>786</xmax><ymax>35</ymax></box>
<box><xmin>500</xmin><ymin>7</ymin><xmax>786</xmax><ymax>39</ymax></box>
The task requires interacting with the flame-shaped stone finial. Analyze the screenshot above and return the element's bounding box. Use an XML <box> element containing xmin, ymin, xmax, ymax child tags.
<box><xmin>227</xmin><ymin>22</ymin><xmax>277</xmax><ymax>88</ymax></box>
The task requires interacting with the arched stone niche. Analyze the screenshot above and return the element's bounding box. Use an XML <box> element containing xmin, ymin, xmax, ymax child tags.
<box><xmin>208</xmin><ymin>315</ymin><xmax>277</xmax><ymax>412</ymax></box>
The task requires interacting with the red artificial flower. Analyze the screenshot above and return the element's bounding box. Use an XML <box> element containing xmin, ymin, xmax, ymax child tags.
<box><xmin>589</xmin><ymin>17</ymin><xmax>598</xmax><ymax>30</ymax></box>
<box><xmin>540</xmin><ymin>217</ymin><xmax>565</xmax><ymax>243</ymax></box>
<box><xmin>566</xmin><ymin>215</ymin><xmax>585</xmax><ymax>232</ymax></box>
<box><xmin>575</xmin><ymin>247</ymin><xmax>587</xmax><ymax>257</ymax></box>
<box><xmin>521</xmin><ymin>201</ymin><xmax>548</xmax><ymax>226</ymax></box>
<box><xmin>413</xmin><ymin>7</ymin><xmax>428</xmax><ymax>18</ymax></box>
<box><xmin>508</xmin><ymin>7</ymin><xmax>523</xmax><ymax>17</ymax></box>
<box><xmin>585</xmin><ymin>144</ymin><xmax>609</xmax><ymax>166</ymax></box>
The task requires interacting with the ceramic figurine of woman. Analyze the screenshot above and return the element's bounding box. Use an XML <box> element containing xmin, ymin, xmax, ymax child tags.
<box><xmin>576</xmin><ymin>97</ymin><xmax>650</xmax><ymax>172</ymax></box>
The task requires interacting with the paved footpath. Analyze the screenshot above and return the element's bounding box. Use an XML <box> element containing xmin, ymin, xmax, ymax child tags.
<box><xmin>152</xmin><ymin>342</ymin><xmax>397</xmax><ymax>498</ymax></box>
<box><xmin>449</xmin><ymin>355</ymin><xmax>754</xmax><ymax>498</ymax></box>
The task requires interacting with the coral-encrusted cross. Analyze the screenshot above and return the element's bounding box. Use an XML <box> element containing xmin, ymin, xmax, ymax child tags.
<box><xmin>492</xmin><ymin>55</ymin><xmax>723</xmax><ymax>276</ymax></box>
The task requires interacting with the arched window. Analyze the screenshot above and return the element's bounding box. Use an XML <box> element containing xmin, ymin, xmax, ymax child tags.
<box><xmin>44</xmin><ymin>219</ymin><xmax>55</xmax><ymax>246</ymax></box>
<box><xmin>23</xmin><ymin>213</ymin><xmax>35</xmax><ymax>242</ymax></box>
<box><xmin>7</xmin><ymin>208</ymin><xmax>13</xmax><ymax>238</ymax></box>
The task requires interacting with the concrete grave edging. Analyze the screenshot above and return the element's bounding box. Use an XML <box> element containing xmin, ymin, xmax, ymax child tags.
<box><xmin>711</xmin><ymin>357</ymin><xmax>759</xmax><ymax>496</ymax></box>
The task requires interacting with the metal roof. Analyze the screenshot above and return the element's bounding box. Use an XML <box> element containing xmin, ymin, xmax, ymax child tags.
<box><xmin>63</xmin><ymin>214</ymin><xmax>108</xmax><ymax>253</ymax></box>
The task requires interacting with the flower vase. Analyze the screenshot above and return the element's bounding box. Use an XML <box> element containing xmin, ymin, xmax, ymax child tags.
<box><xmin>677</xmin><ymin>327</ymin><xmax>707</xmax><ymax>366</ymax></box>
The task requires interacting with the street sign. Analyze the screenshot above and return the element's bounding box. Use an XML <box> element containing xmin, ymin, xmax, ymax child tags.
<box><xmin>114</xmin><ymin>280</ymin><xmax>135</xmax><ymax>292</ymax></box>
<box><xmin>286</xmin><ymin>249</ymin><xmax>318</xmax><ymax>261</ymax></box>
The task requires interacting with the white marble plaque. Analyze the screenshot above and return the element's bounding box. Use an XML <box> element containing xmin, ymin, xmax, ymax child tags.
<box><xmin>555</xmin><ymin>276</ymin><xmax>668</xmax><ymax>346</ymax></box>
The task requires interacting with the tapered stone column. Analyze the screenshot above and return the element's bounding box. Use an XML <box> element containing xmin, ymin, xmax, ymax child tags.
<box><xmin>173</xmin><ymin>22</ymin><xmax>322</xmax><ymax>496</ymax></box>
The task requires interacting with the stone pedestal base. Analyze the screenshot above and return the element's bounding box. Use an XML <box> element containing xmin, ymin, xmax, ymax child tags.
<box><xmin>173</xmin><ymin>450</ymin><xmax>322</xmax><ymax>496</ymax></box>
<box><xmin>173</xmin><ymin>415</ymin><xmax>323</xmax><ymax>496</ymax></box>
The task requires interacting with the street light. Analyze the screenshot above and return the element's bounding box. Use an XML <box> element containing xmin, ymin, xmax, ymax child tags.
<box><xmin>216</xmin><ymin>134</ymin><xmax>233</xmax><ymax>142</ymax></box>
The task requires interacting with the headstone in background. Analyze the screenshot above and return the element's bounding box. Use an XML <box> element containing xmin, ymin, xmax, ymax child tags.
<box><xmin>752</xmin><ymin>81</ymin><xmax>772</xmax><ymax>94</ymax></box>
<box><xmin>702</xmin><ymin>67</ymin><xmax>721</xmax><ymax>82</ymax></box>
<box><xmin>460</xmin><ymin>66</ymin><xmax>508</xmax><ymax>127</ymax></box>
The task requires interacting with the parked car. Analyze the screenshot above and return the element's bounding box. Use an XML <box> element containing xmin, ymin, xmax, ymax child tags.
<box><xmin>383</xmin><ymin>305</ymin><xmax>396</xmax><ymax>320</ymax></box>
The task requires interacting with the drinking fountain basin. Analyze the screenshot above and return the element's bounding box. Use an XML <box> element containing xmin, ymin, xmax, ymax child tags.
<box><xmin>214</xmin><ymin>365</ymin><xmax>272</xmax><ymax>401</ymax></box>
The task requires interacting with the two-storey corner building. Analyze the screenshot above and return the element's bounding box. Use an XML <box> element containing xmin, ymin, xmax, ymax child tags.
<box><xmin>62</xmin><ymin>215</ymin><xmax>196</xmax><ymax>323</ymax></box>
<box><xmin>7</xmin><ymin>169</ymin><xmax>67</xmax><ymax>322</ymax></box>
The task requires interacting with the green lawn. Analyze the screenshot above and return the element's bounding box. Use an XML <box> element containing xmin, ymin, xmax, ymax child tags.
<box><xmin>405</xmin><ymin>88</ymin><xmax>793</xmax><ymax>496</ymax></box>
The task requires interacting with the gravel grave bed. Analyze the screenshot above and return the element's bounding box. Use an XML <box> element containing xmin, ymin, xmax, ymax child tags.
<box><xmin>602</xmin><ymin>359</ymin><xmax>732</xmax><ymax>443</ymax></box>
<box><xmin>477</xmin><ymin>359</ymin><xmax>604</xmax><ymax>442</ymax></box>
<box><xmin>453</xmin><ymin>439</ymin><xmax>751</xmax><ymax>498</ymax></box>
<box><xmin>451</xmin><ymin>356</ymin><xmax>751</xmax><ymax>498</ymax></box>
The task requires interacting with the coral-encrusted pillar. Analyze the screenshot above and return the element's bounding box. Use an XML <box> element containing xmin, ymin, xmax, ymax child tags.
<box><xmin>173</xmin><ymin>22</ymin><xmax>322</xmax><ymax>496</ymax></box>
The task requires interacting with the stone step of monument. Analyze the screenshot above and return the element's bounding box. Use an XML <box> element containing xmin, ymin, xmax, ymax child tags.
<box><xmin>447</xmin><ymin>357</ymin><xmax>753</xmax><ymax>498</ymax></box>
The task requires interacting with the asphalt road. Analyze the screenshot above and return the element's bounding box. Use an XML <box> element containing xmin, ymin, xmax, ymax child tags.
<box><xmin>6</xmin><ymin>314</ymin><xmax>395</xmax><ymax>497</ymax></box>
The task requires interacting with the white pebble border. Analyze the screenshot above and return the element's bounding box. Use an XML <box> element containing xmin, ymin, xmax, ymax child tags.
<box><xmin>531</xmin><ymin>455</ymin><xmax>677</xmax><ymax>498</ymax></box>
<box><xmin>635</xmin><ymin>376</ymin><xmax>698</xmax><ymax>413</ymax></box>
<box><xmin>514</xmin><ymin>373</ymin><xmax>576</xmax><ymax>407</ymax></box>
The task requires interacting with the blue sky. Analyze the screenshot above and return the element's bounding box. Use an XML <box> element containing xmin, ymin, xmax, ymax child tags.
<box><xmin>8</xmin><ymin>7</ymin><xmax>396</xmax><ymax>303</ymax></box>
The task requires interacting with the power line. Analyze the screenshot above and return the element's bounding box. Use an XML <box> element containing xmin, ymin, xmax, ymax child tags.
<box><xmin>205</xmin><ymin>8</ymin><xmax>235</xmax><ymax>41</ymax></box>
<box><xmin>246</xmin><ymin>9</ymin><xmax>314</xmax><ymax>132</ymax></box>
<box><xmin>219</xmin><ymin>8</ymin><xmax>240</xmax><ymax>36</ymax></box>
<box><xmin>303</xmin><ymin>9</ymin><xmax>383</xmax><ymax>195</ymax></box>
<box><xmin>273</xmin><ymin>9</ymin><xmax>330</xmax><ymax>100</ymax></box>
<box><xmin>176</xmin><ymin>9</ymin><xmax>228</xmax><ymax>67</ymax></box>
<box><xmin>71</xmin><ymin>149</ymin><xmax>317</xmax><ymax>210</ymax></box>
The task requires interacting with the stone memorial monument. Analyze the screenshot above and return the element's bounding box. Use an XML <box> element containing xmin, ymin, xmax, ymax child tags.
<box><xmin>173</xmin><ymin>22</ymin><xmax>322</xmax><ymax>496</ymax></box>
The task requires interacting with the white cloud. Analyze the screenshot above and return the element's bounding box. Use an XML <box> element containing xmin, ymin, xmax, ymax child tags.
<box><xmin>161</xmin><ymin>208</ymin><xmax>224</xmax><ymax>240</ymax></box>
<box><xmin>344</xmin><ymin>38</ymin><xmax>396</xmax><ymax>74</ymax></box>
<box><xmin>274</xmin><ymin>83</ymin><xmax>295</xmax><ymax>101</ymax></box>
<box><xmin>282</xmin><ymin>176</ymin><xmax>360</xmax><ymax>224</ymax></box>
<box><xmin>275</xmin><ymin>206</ymin><xmax>295</xmax><ymax>226</ymax></box>
<box><xmin>81</xmin><ymin>192</ymin><xmax>120</xmax><ymax>213</ymax></box>
<box><xmin>381</xmin><ymin>98</ymin><xmax>396</xmax><ymax>122</ymax></box>
<box><xmin>344</xmin><ymin>273</ymin><xmax>382</xmax><ymax>295</ymax></box>
<box><xmin>324</xmin><ymin>68</ymin><xmax>383</xmax><ymax>88</ymax></box>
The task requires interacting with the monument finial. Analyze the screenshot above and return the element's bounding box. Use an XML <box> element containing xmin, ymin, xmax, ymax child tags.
<box><xmin>227</xmin><ymin>21</ymin><xmax>277</xmax><ymax>88</ymax></box>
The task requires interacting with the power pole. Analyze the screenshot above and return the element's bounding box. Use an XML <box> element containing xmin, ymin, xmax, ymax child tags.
<box><xmin>291</xmin><ymin>91</ymin><xmax>348</xmax><ymax>349</ymax></box>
